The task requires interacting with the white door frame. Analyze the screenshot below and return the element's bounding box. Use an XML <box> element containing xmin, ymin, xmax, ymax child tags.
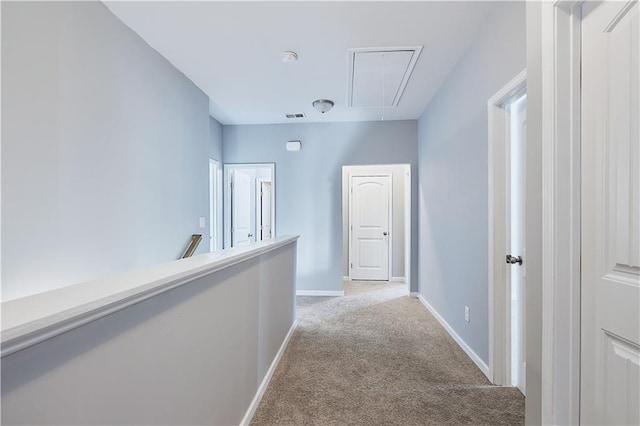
<box><xmin>534</xmin><ymin>1</ymin><xmax>582</xmax><ymax>424</ymax></box>
<box><xmin>343</xmin><ymin>164</ymin><xmax>411</xmax><ymax>291</ymax></box>
<box><xmin>223</xmin><ymin>163</ymin><xmax>276</xmax><ymax>248</ymax></box>
<box><xmin>488</xmin><ymin>69</ymin><xmax>527</xmax><ymax>387</ymax></box>
<box><xmin>348</xmin><ymin>173</ymin><xmax>393</xmax><ymax>282</ymax></box>
<box><xmin>403</xmin><ymin>166</ymin><xmax>411</xmax><ymax>291</ymax></box>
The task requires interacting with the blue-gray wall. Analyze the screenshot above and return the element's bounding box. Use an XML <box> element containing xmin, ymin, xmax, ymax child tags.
<box><xmin>210</xmin><ymin>116</ymin><xmax>223</xmax><ymax>162</ymax></box>
<box><xmin>1</xmin><ymin>2</ymin><xmax>213</xmax><ymax>301</ymax></box>
<box><xmin>417</xmin><ymin>1</ymin><xmax>526</xmax><ymax>364</ymax></box>
<box><xmin>223</xmin><ymin>121</ymin><xmax>418</xmax><ymax>293</ymax></box>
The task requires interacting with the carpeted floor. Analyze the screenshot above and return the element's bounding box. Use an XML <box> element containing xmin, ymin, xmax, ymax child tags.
<box><xmin>251</xmin><ymin>281</ymin><xmax>525</xmax><ymax>425</ymax></box>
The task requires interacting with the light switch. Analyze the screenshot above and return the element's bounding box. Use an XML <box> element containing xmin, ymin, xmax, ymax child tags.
<box><xmin>199</xmin><ymin>217</ymin><xmax>206</xmax><ymax>228</ymax></box>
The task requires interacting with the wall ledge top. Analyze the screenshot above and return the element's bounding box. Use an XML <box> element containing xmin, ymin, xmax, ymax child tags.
<box><xmin>1</xmin><ymin>235</ymin><xmax>299</xmax><ymax>357</ymax></box>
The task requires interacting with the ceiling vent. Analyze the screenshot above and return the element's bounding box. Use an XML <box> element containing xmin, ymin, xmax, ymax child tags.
<box><xmin>347</xmin><ymin>46</ymin><xmax>422</xmax><ymax>108</ymax></box>
<box><xmin>285</xmin><ymin>113</ymin><xmax>306</xmax><ymax>119</ymax></box>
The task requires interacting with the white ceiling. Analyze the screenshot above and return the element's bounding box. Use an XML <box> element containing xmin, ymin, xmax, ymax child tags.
<box><xmin>105</xmin><ymin>1</ymin><xmax>495</xmax><ymax>125</ymax></box>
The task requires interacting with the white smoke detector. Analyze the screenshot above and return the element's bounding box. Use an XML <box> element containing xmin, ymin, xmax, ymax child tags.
<box><xmin>281</xmin><ymin>51</ymin><xmax>298</xmax><ymax>63</ymax></box>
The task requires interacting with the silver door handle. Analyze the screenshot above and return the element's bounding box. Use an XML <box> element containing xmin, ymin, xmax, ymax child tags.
<box><xmin>383</xmin><ymin>232</ymin><xmax>388</xmax><ymax>236</ymax></box>
<box><xmin>506</xmin><ymin>255</ymin><xmax>523</xmax><ymax>265</ymax></box>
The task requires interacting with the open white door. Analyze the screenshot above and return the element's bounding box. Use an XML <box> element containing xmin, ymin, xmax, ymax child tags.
<box><xmin>209</xmin><ymin>159</ymin><xmax>221</xmax><ymax>252</ymax></box>
<box><xmin>350</xmin><ymin>175</ymin><xmax>391</xmax><ymax>281</ymax></box>
<box><xmin>508</xmin><ymin>93</ymin><xmax>527</xmax><ymax>395</ymax></box>
<box><xmin>581</xmin><ymin>1</ymin><xmax>640</xmax><ymax>424</ymax></box>
<box><xmin>231</xmin><ymin>169</ymin><xmax>252</xmax><ymax>247</ymax></box>
<box><xmin>259</xmin><ymin>181</ymin><xmax>272</xmax><ymax>241</ymax></box>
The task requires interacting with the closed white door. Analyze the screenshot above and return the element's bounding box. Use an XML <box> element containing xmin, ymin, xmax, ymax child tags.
<box><xmin>508</xmin><ymin>93</ymin><xmax>527</xmax><ymax>395</ymax></box>
<box><xmin>231</xmin><ymin>170</ymin><xmax>252</xmax><ymax>247</ymax></box>
<box><xmin>260</xmin><ymin>181</ymin><xmax>272</xmax><ymax>241</ymax></box>
<box><xmin>350</xmin><ymin>175</ymin><xmax>391</xmax><ymax>280</ymax></box>
<box><xmin>581</xmin><ymin>2</ymin><xmax>640</xmax><ymax>424</ymax></box>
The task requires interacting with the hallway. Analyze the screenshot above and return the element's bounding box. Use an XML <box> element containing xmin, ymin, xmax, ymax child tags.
<box><xmin>251</xmin><ymin>281</ymin><xmax>524</xmax><ymax>425</ymax></box>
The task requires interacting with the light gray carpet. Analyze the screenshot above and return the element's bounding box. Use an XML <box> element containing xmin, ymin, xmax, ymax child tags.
<box><xmin>251</xmin><ymin>281</ymin><xmax>525</xmax><ymax>425</ymax></box>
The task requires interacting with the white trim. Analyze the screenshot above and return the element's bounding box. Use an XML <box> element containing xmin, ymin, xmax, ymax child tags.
<box><xmin>1</xmin><ymin>236</ymin><xmax>300</xmax><ymax>358</ymax></box>
<box><xmin>403</xmin><ymin>165</ymin><xmax>411</xmax><ymax>292</ymax></box>
<box><xmin>239</xmin><ymin>320</ymin><xmax>298</xmax><ymax>426</ymax></box>
<box><xmin>487</xmin><ymin>69</ymin><xmax>527</xmax><ymax>387</ymax></box>
<box><xmin>540</xmin><ymin>2</ymin><xmax>582</xmax><ymax>425</ymax></box>
<box><xmin>414</xmin><ymin>293</ymin><xmax>490</xmax><ymax>379</ymax></box>
<box><xmin>390</xmin><ymin>277</ymin><xmax>405</xmax><ymax>283</ymax></box>
<box><xmin>342</xmin><ymin>164</ymin><xmax>412</xmax><ymax>291</ymax></box>
<box><xmin>342</xmin><ymin>276</ymin><xmax>349</xmax><ymax>281</ymax></box>
<box><xmin>296</xmin><ymin>290</ymin><xmax>344</xmax><ymax>297</ymax></box>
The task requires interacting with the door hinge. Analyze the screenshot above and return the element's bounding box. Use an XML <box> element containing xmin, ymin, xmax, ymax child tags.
<box><xmin>350</xmin><ymin>262</ymin><xmax>353</xmax><ymax>268</ymax></box>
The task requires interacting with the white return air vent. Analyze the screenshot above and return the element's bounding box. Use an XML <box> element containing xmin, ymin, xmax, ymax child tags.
<box><xmin>285</xmin><ymin>113</ymin><xmax>306</xmax><ymax>119</ymax></box>
<box><xmin>348</xmin><ymin>46</ymin><xmax>422</xmax><ymax>108</ymax></box>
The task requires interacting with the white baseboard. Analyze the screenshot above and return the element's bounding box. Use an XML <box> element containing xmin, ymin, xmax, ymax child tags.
<box><xmin>391</xmin><ymin>277</ymin><xmax>405</xmax><ymax>283</ymax></box>
<box><xmin>343</xmin><ymin>276</ymin><xmax>349</xmax><ymax>281</ymax></box>
<box><xmin>239</xmin><ymin>319</ymin><xmax>298</xmax><ymax>426</ymax></box>
<box><xmin>413</xmin><ymin>293</ymin><xmax>490</xmax><ymax>380</ymax></box>
<box><xmin>296</xmin><ymin>290</ymin><xmax>344</xmax><ymax>297</ymax></box>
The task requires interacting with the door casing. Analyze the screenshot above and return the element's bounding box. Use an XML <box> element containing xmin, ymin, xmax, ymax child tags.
<box><xmin>343</xmin><ymin>164</ymin><xmax>411</xmax><ymax>291</ymax></box>
<box><xmin>529</xmin><ymin>1</ymin><xmax>583</xmax><ymax>424</ymax></box>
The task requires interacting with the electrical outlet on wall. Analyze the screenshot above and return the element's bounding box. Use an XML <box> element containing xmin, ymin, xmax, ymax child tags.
<box><xmin>465</xmin><ymin>306</ymin><xmax>470</xmax><ymax>322</ymax></box>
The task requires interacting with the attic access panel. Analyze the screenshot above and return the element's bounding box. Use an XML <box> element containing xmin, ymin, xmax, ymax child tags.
<box><xmin>348</xmin><ymin>46</ymin><xmax>422</xmax><ymax>108</ymax></box>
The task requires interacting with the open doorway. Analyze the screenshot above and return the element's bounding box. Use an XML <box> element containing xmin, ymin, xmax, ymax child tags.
<box><xmin>488</xmin><ymin>70</ymin><xmax>527</xmax><ymax>394</ymax></box>
<box><xmin>223</xmin><ymin>163</ymin><xmax>275</xmax><ymax>248</ymax></box>
<box><xmin>342</xmin><ymin>164</ymin><xmax>411</xmax><ymax>293</ymax></box>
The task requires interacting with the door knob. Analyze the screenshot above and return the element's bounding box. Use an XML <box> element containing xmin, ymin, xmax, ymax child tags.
<box><xmin>248</xmin><ymin>233</ymin><xmax>253</xmax><ymax>238</ymax></box>
<box><xmin>506</xmin><ymin>255</ymin><xmax>523</xmax><ymax>265</ymax></box>
<box><xmin>383</xmin><ymin>232</ymin><xmax>388</xmax><ymax>236</ymax></box>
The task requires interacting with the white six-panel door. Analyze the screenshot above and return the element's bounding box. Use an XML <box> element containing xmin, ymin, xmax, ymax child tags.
<box><xmin>231</xmin><ymin>170</ymin><xmax>252</xmax><ymax>247</ymax></box>
<box><xmin>581</xmin><ymin>1</ymin><xmax>640</xmax><ymax>424</ymax></box>
<box><xmin>350</xmin><ymin>175</ymin><xmax>391</xmax><ymax>281</ymax></box>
